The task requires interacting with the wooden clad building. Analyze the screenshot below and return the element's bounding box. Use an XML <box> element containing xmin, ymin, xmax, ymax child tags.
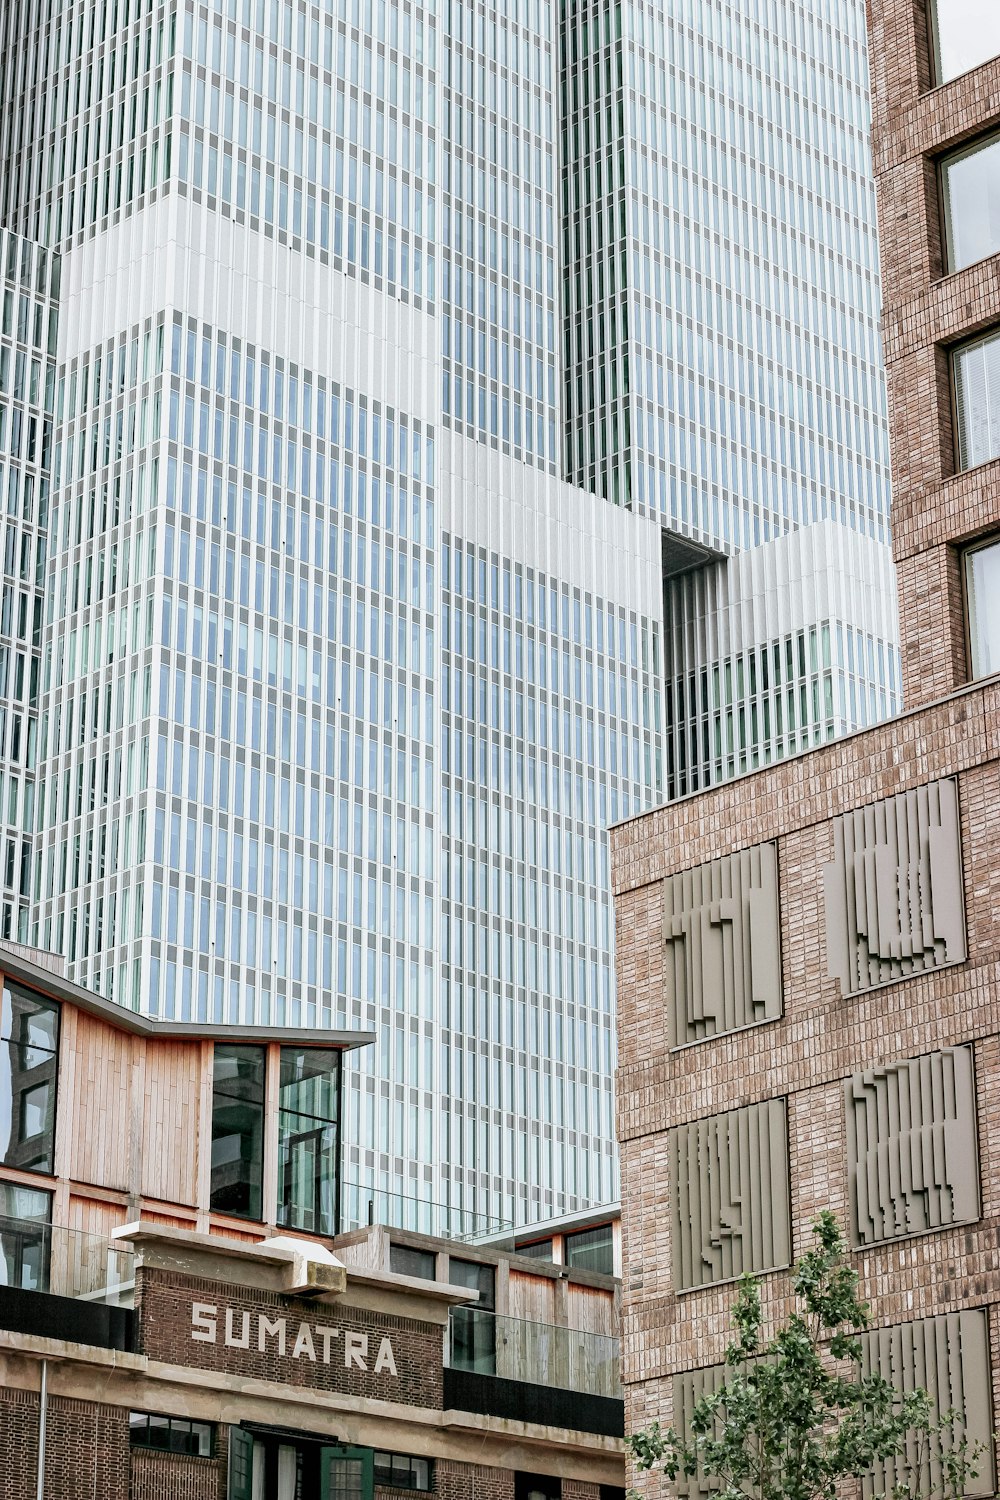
<box><xmin>0</xmin><ymin>943</ymin><xmax>625</xmax><ymax>1498</ymax></box>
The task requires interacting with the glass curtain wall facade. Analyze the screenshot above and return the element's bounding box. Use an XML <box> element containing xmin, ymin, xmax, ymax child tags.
<box><xmin>0</xmin><ymin>0</ymin><xmax>895</xmax><ymax>1228</ymax></box>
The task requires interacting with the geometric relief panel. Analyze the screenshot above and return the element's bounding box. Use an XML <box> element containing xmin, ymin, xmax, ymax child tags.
<box><xmin>663</xmin><ymin>842</ymin><xmax>782</xmax><ymax>1046</ymax></box>
<box><xmin>861</xmin><ymin>1309</ymin><xmax>996</xmax><ymax>1498</ymax></box>
<box><xmin>845</xmin><ymin>1046</ymin><xmax>980</xmax><ymax>1247</ymax></box>
<box><xmin>670</xmin><ymin>1099</ymin><xmax>791</xmax><ymax>1292</ymax></box>
<box><xmin>671</xmin><ymin>1364</ymin><xmax>724</xmax><ymax>1498</ymax></box>
<box><xmin>823</xmin><ymin>776</ymin><xmax>966</xmax><ymax>995</ymax></box>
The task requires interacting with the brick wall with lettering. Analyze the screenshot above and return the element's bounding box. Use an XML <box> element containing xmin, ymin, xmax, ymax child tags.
<box><xmin>135</xmin><ymin>1266</ymin><xmax>443</xmax><ymax>1408</ymax></box>
<box><xmin>130</xmin><ymin>1448</ymin><xmax>227</xmax><ymax>1500</ymax></box>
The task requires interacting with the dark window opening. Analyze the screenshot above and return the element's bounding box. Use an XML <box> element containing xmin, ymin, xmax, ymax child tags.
<box><xmin>374</xmin><ymin>1451</ymin><xmax>432</xmax><ymax>1490</ymax></box>
<box><xmin>210</xmin><ymin>1043</ymin><xmax>265</xmax><ymax>1219</ymax></box>
<box><xmin>1</xmin><ymin>981</ymin><xmax>59</xmax><ymax>1174</ymax></box>
<box><xmin>514</xmin><ymin>1238</ymin><xmax>554</xmax><ymax>1261</ymax></box>
<box><xmin>390</xmin><ymin>1244</ymin><xmax>437</xmax><ymax>1280</ymax></box>
<box><xmin>129</xmin><ymin>1412</ymin><xmax>214</xmax><ymax>1457</ymax></box>
<box><xmin>277</xmin><ymin>1045</ymin><xmax>342</xmax><ymax>1236</ymax></box>
<box><xmin>564</xmin><ymin>1223</ymin><xmax>615</xmax><ymax>1276</ymax></box>
<box><xmin>516</xmin><ymin>1475</ymin><xmax>562</xmax><ymax>1500</ymax></box>
<box><xmin>449</xmin><ymin>1258</ymin><xmax>497</xmax><ymax>1374</ymax></box>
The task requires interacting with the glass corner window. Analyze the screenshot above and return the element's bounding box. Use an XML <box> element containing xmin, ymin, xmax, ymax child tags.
<box><xmin>941</xmin><ymin>132</ymin><xmax>1000</xmax><ymax>274</ymax></box>
<box><xmin>0</xmin><ymin>1181</ymin><xmax>52</xmax><ymax>1290</ymax></box>
<box><xmin>210</xmin><ymin>1043</ymin><xmax>265</xmax><ymax>1220</ymax></box>
<box><xmin>0</xmin><ymin>982</ymin><xmax>60</xmax><ymax>1175</ymax></box>
<box><xmin>930</xmin><ymin>0</ymin><xmax>1000</xmax><ymax>86</ymax></box>
<box><xmin>277</xmin><ymin>1046</ymin><xmax>341</xmax><ymax>1236</ymax></box>
<box><xmin>965</xmin><ymin>537</ymin><xmax>1000</xmax><ymax>678</ymax></box>
<box><xmin>954</xmin><ymin>328</ymin><xmax>1000</xmax><ymax>470</ymax></box>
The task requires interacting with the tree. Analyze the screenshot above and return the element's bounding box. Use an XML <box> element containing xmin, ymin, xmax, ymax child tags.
<box><xmin>628</xmin><ymin>1212</ymin><xmax>987</xmax><ymax>1500</ymax></box>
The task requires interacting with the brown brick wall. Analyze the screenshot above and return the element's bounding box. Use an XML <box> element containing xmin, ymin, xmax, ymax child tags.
<box><xmin>130</xmin><ymin>1448</ymin><xmax>228</xmax><ymax>1500</ymax></box>
<box><xmin>135</xmin><ymin>1267</ymin><xmax>443</xmax><ymax>1409</ymax></box>
<box><xmin>0</xmin><ymin>1393</ymin><xmax>131</xmax><ymax>1500</ymax></box>
<box><xmin>863</xmin><ymin>0</ymin><xmax>1000</xmax><ymax>705</ymax></box>
<box><xmin>611</xmin><ymin>680</ymin><xmax>1000</xmax><ymax>1489</ymax></box>
<box><xmin>435</xmin><ymin>1459</ymin><xmax>516</xmax><ymax>1500</ymax></box>
<box><xmin>0</xmin><ymin>1387</ymin><xmax>40</xmax><ymax>1500</ymax></box>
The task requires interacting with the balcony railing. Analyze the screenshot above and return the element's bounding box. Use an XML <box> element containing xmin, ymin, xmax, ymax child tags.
<box><xmin>1</xmin><ymin>1218</ymin><xmax>135</xmax><ymax>1306</ymax></box>
<box><xmin>446</xmin><ymin>1306</ymin><xmax>621</xmax><ymax>1399</ymax></box>
<box><xmin>340</xmin><ymin>1180</ymin><xmax>513</xmax><ymax>1244</ymax></box>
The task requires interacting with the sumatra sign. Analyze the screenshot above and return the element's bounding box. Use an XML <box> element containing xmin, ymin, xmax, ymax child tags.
<box><xmin>191</xmin><ymin>1301</ymin><xmax>399</xmax><ymax>1375</ymax></box>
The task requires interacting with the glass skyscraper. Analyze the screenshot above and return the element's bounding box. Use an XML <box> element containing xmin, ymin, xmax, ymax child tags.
<box><xmin>0</xmin><ymin>0</ymin><xmax>895</xmax><ymax>1229</ymax></box>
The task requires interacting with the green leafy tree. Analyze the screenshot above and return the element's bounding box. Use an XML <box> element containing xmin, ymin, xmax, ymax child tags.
<box><xmin>629</xmin><ymin>1213</ymin><xmax>987</xmax><ymax>1500</ymax></box>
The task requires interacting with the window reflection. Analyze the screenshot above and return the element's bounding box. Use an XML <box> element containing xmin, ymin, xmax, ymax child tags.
<box><xmin>210</xmin><ymin>1044</ymin><xmax>265</xmax><ymax>1219</ymax></box>
<box><xmin>0</xmin><ymin>1181</ymin><xmax>51</xmax><ymax>1290</ymax></box>
<box><xmin>941</xmin><ymin>133</ymin><xmax>1000</xmax><ymax>274</ymax></box>
<box><xmin>965</xmin><ymin>538</ymin><xmax>1000</xmax><ymax>679</ymax></box>
<box><xmin>0</xmin><ymin>982</ymin><xmax>59</xmax><ymax>1174</ymax></box>
<box><xmin>931</xmin><ymin>0</ymin><xmax>1000</xmax><ymax>85</ymax></box>
<box><xmin>277</xmin><ymin>1046</ymin><xmax>341</xmax><ymax>1235</ymax></box>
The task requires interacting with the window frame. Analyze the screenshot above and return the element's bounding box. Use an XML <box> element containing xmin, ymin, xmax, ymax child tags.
<box><xmin>962</xmin><ymin>532</ymin><xmax>1000</xmax><ymax>679</ymax></box>
<box><xmin>940</xmin><ymin>129</ymin><xmax>1000</xmax><ymax>276</ymax></box>
<box><xmin>951</xmin><ymin>325</ymin><xmax>1000</xmax><ymax>474</ymax></box>
<box><xmin>928</xmin><ymin>0</ymin><xmax>1000</xmax><ymax>88</ymax></box>
<box><xmin>0</xmin><ymin>981</ymin><xmax>60</xmax><ymax>1177</ymax></box>
<box><xmin>209</xmin><ymin>1042</ymin><xmax>267</xmax><ymax>1222</ymax></box>
<box><xmin>128</xmin><ymin>1411</ymin><xmax>215</xmax><ymax>1458</ymax></box>
<box><xmin>373</xmin><ymin>1451</ymin><xmax>433</xmax><ymax>1491</ymax></box>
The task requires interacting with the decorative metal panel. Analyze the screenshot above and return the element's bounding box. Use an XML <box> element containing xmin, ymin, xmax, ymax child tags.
<box><xmin>663</xmin><ymin>842</ymin><xmax>782</xmax><ymax>1046</ymax></box>
<box><xmin>672</xmin><ymin>1364</ymin><xmax>725</xmax><ymax>1498</ymax></box>
<box><xmin>845</xmin><ymin>1046</ymin><xmax>980</xmax><ymax>1246</ymax></box>
<box><xmin>862</xmin><ymin>1310</ymin><xmax>995</xmax><ymax>1498</ymax></box>
<box><xmin>670</xmin><ymin>1099</ymin><xmax>791</xmax><ymax>1292</ymax></box>
<box><xmin>823</xmin><ymin>777</ymin><xmax>966</xmax><ymax>995</ymax></box>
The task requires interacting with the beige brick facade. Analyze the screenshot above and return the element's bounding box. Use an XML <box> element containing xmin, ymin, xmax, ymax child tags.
<box><xmin>613</xmin><ymin>13</ymin><xmax>1000</xmax><ymax>1483</ymax></box>
<box><xmin>612</xmin><ymin>684</ymin><xmax>1000</xmax><ymax>1491</ymax></box>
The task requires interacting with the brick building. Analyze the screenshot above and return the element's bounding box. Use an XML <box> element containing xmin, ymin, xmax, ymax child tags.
<box><xmin>0</xmin><ymin>942</ymin><xmax>625</xmax><ymax>1497</ymax></box>
<box><xmin>611</xmin><ymin>3</ymin><xmax>1000</xmax><ymax>1495</ymax></box>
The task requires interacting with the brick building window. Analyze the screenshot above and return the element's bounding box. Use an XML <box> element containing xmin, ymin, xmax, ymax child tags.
<box><xmin>516</xmin><ymin>1476</ymin><xmax>561</xmax><ymax>1500</ymax></box>
<box><xmin>129</xmin><ymin>1412</ymin><xmax>214</xmax><ymax>1457</ymax></box>
<box><xmin>954</xmin><ymin>328</ymin><xmax>1000</xmax><ymax>470</ymax></box>
<box><xmin>941</xmin><ymin>132</ymin><xmax>1000</xmax><ymax>273</ymax></box>
<box><xmin>964</xmin><ymin>536</ymin><xmax>1000</xmax><ymax>677</ymax></box>
<box><xmin>374</xmin><ymin>1451</ymin><xmax>432</xmax><ymax>1490</ymax></box>
<box><xmin>930</xmin><ymin>0</ymin><xmax>1000</xmax><ymax>85</ymax></box>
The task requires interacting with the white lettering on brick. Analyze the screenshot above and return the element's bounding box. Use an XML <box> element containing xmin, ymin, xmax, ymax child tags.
<box><xmin>292</xmin><ymin>1322</ymin><xmax>316</xmax><ymax>1361</ymax></box>
<box><xmin>344</xmin><ymin>1331</ymin><xmax>369</xmax><ymax>1370</ymax></box>
<box><xmin>258</xmin><ymin>1315</ymin><xmax>287</xmax><ymax>1355</ymax></box>
<box><xmin>191</xmin><ymin>1303</ymin><xmax>217</xmax><ymax>1343</ymax></box>
<box><xmin>225</xmin><ymin>1309</ymin><xmax>250</xmax><ymax>1348</ymax></box>
<box><xmin>374</xmin><ymin>1337</ymin><xmax>397</xmax><ymax>1376</ymax></box>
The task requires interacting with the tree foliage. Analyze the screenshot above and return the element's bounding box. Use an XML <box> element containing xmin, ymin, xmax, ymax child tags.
<box><xmin>628</xmin><ymin>1213</ymin><xmax>986</xmax><ymax>1500</ymax></box>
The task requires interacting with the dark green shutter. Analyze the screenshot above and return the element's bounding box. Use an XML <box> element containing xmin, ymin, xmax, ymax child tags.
<box><xmin>228</xmin><ymin>1426</ymin><xmax>255</xmax><ymax>1500</ymax></box>
<box><xmin>319</xmin><ymin>1445</ymin><xmax>374</xmax><ymax>1500</ymax></box>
